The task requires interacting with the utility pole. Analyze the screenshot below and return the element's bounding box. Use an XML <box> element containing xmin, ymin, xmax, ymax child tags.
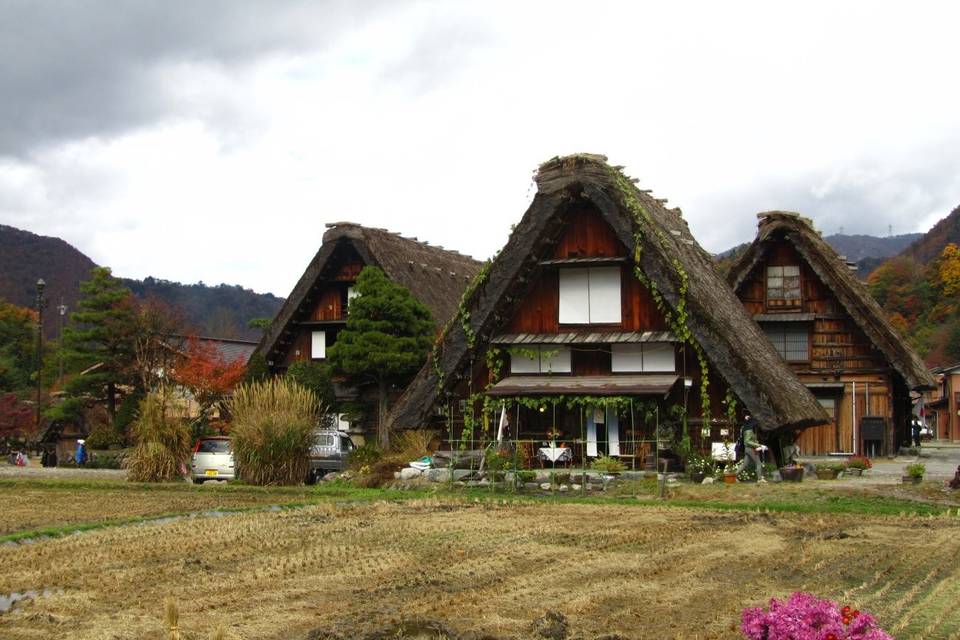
<box><xmin>35</xmin><ymin>279</ymin><xmax>48</xmax><ymax>435</ymax></box>
<box><xmin>58</xmin><ymin>298</ymin><xmax>68</xmax><ymax>387</ymax></box>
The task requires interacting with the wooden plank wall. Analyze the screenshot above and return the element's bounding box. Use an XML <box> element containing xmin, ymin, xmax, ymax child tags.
<box><xmin>736</xmin><ymin>239</ymin><xmax>906</xmax><ymax>454</ymax></box>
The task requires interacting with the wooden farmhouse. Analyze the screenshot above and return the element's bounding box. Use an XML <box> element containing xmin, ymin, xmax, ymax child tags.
<box><xmin>387</xmin><ymin>155</ymin><xmax>826</xmax><ymax>468</ymax></box>
<box><xmin>727</xmin><ymin>212</ymin><xmax>935</xmax><ymax>456</ymax></box>
<box><xmin>927</xmin><ymin>364</ymin><xmax>960</xmax><ymax>443</ymax></box>
<box><xmin>252</xmin><ymin>222</ymin><xmax>482</xmax><ymax>437</ymax></box>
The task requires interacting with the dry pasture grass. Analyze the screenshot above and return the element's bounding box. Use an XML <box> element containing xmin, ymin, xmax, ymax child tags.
<box><xmin>0</xmin><ymin>481</ymin><xmax>318</xmax><ymax>536</ymax></box>
<box><xmin>1</xmin><ymin>499</ymin><xmax>959</xmax><ymax>639</ymax></box>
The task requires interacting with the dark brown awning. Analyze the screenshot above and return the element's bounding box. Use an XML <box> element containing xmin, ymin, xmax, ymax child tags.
<box><xmin>490</xmin><ymin>331</ymin><xmax>676</xmax><ymax>345</ymax></box>
<box><xmin>486</xmin><ymin>375</ymin><xmax>679</xmax><ymax>397</ymax></box>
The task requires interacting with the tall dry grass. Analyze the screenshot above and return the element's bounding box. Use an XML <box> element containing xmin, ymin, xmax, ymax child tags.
<box><xmin>125</xmin><ymin>389</ymin><xmax>192</xmax><ymax>482</ymax></box>
<box><xmin>229</xmin><ymin>378</ymin><xmax>321</xmax><ymax>485</ymax></box>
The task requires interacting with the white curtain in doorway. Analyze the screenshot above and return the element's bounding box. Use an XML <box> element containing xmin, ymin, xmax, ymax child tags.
<box><xmin>586</xmin><ymin>412</ymin><xmax>598</xmax><ymax>457</ymax></box>
<box><xmin>607</xmin><ymin>408</ymin><xmax>620</xmax><ymax>456</ymax></box>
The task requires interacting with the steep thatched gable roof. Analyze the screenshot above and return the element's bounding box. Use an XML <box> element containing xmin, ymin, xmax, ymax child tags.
<box><xmin>728</xmin><ymin>211</ymin><xmax>935</xmax><ymax>390</ymax></box>
<box><xmin>387</xmin><ymin>154</ymin><xmax>828</xmax><ymax>432</ymax></box>
<box><xmin>253</xmin><ymin>222</ymin><xmax>483</xmax><ymax>365</ymax></box>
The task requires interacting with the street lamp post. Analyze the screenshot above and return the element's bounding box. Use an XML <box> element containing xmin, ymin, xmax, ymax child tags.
<box><xmin>35</xmin><ymin>279</ymin><xmax>47</xmax><ymax>434</ymax></box>
<box><xmin>58</xmin><ymin>298</ymin><xmax>68</xmax><ymax>387</ymax></box>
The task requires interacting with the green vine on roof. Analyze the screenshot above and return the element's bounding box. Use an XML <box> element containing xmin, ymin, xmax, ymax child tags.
<box><xmin>433</xmin><ymin>260</ymin><xmax>492</xmax><ymax>396</ymax></box>
<box><xmin>610</xmin><ymin>167</ymin><xmax>712</xmax><ymax>427</ymax></box>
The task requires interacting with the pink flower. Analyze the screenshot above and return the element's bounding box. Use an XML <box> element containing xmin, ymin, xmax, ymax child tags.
<box><xmin>740</xmin><ymin>592</ymin><xmax>892</xmax><ymax>640</ymax></box>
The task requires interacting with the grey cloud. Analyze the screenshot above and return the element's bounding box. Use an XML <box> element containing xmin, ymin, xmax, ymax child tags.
<box><xmin>691</xmin><ymin>144</ymin><xmax>960</xmax><ymax>253</ymax></box>
<box><xmin>0</xmin><ymin>0</ymin><xmax>390</xmax><ymax>157</ymax></box>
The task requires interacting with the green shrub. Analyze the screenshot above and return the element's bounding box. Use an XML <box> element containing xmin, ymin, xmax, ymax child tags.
<box><xmin>815</xmin><ymin>462</ymin><xmax>845</xmax><ymax>473</ymax></box>
<box><xmin>905</xmin><ymin>462</ymin><xmax>926</xmax><ymax>478</ymax></box>
<box><xmin>86</xmin><ymin>423</ymin><xmax>126</xmax><ymax>450</ymax></box>
<box><xmin>124</xmin><ymin>390</ymin><xmax>192</xmax><ymax>482</ymax></box>
<box><xmin>86</xmin><ymin>449</ymin><xmax>127</xmax><ymax>469</ymax></box>
<box><xmin>349</xmin><ymin>442</ymin><xmax>383</xmax><ymax>471</ymax></box>
<box><xmin>229</xmin><ymin>378</ymin><xmax>322</xmax><ymax>486</ymax></box>
<box><xmin>516</xmin><ymin>470</ymin><xmax>536</xmax><ymax>483</ymax></box>
<box><xmin>591</xmin><ymin>455</ymin><xmax>626</xmax><ymax>474</ymax></box>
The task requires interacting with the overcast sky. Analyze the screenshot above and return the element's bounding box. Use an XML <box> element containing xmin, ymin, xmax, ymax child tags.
<box><xmin>1</xmin><ymin>1</ymin><xmax>958</xmax><ymax>296</ymax></box>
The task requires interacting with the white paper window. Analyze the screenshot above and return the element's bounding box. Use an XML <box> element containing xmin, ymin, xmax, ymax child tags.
<box><xmin>767</xmin><ymin>265</ymin><xmax>801</xmax><ymax>301</ymax></box>
<box><xmin>311</xmin><ymin>331</ymin><xmax>326</xmax><ymax>359</ymax></box>
<box><xmin>347</xmin><ymin>286</ymin><xmax>359</xmax><ymax>305</ymax></box>
<box><xmin>611</xmin><ymin>343</ymin><xmax>675</xmax><ymax>372</ymax></box>
<box><xmin>558</xmin><ymin>267</ymin><xmax>621</xmax><ymax>324</ymax></box>
<box><xmin>509</xmin><ymin>346</ymin><xmax>572</xmax><ymax>374</ymax></box>
<box><xmin>509</xmin><ymin>349</ymin><xmax>540</xmax><ymax>373</ymax></box>
<box><xmin>588</xmin><ymin>267</ymin><xmax>621</xmax><ymax>323</ymax></box>
<box><xmin>540</xmin><ymin>348</ymin><xmax>572</xmax><ymax>373</ymax></box>
<box><xmin>643</xmin><ymin>342</ymin><xmax>676</xmax><ymax>372</ymax></box>
<box><xmin>611</xmin><ymin>344</ymin><xmax>644</xmax><ymax>372</ymax></box>
<box><xmin>558</xmin><ymin>269</ymin><xmax>590</xmax><ymax>324</ymax></box>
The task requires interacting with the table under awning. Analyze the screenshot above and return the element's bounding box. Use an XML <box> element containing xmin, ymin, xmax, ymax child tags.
<box><xmin>486</xmin><ymin>375</ymin><xmax>680</xmax><ymax>397</ymax></box>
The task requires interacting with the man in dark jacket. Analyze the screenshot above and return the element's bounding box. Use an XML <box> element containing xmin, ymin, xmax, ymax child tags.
<box><xmin>736</xmin><ymin>415</ymin><xmax>767</xmax><ymax>483</ymax></box>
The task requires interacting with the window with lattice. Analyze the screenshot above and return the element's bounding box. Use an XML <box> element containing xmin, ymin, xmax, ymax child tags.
<box><xmin>766</xmin><ymin>265</ymin><xmax>801</xmax><ymax>308</ymax></box>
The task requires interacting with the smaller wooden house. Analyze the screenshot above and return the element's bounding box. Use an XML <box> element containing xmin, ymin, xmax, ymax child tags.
<box><xmin>387</xmin><ymin>155</ymin><xmax>827</xmax><ymax>467</ymax></box>
<box><xmin>728</xmin><ymin>212</ymin><xmax>935</xmax><ymax>456</ymax></box>
<box><xmin>252</xmin><ymin>222</ymin><xmax>483</xmax><ymax>438</ymax></box>
<box><xmin>926</xmin><ymin>364</ymin><xmax>960</xmax><ymax>442</ymax></box>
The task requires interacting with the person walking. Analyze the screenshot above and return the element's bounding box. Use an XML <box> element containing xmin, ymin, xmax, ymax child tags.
<box><xmin>736</xmin><ymin>415</ymin><xmax>767</xmax><ymax>483</ymax></box>
<box><xmin>75</xmin><ymin>439</ymin><xmax>87</xmax><ymax>467</ymax></box>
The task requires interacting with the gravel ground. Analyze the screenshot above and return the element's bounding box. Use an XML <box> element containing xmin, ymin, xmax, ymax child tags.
<box><xmin>0</xmin><ymin>462</ymin><xmax>126</xmax><ymax>480</ymax></box>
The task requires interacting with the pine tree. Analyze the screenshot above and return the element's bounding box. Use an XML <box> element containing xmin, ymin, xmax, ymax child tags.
<box><xmin>327</xmin><ymin>267</ymin><xmax>433</xmax><ymax>448</ymax></box>
<box><xmin>0</xmin><ymin>300</ymin><xmax>37</xmax><ymax>394</ymax></box>
<box><xmin>61</xmin><ymin>267</ymin><xmax>139</xmax><ymax>421</ymax></box>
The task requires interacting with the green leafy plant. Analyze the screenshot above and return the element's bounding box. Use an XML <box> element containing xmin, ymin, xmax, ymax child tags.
<box><xmin>591</xmin><ymin>455</ymin><xmax>626</xmax><ymax>475</ymax></box>
<box><xmin>686</xmin><ymin>455</ymin><xmax>715</xmax><ymax>476</ymax></box>
<box><xmin>348</xmin><ymin>442</ymin><xmax>382</xmax><ymax>471</ymax></box>
<box><xmin>815</xmin><ymin>462</ymin><xmax>845</xmax><ymax>473</ymax></box>
<box><xmin>516</xmin><ymin>470</ymin><xmax>536</xmax><ymax>483</ymax></box>
<box><xmin>228</xmin><ymin>378</ymin><xmax>322</xmax><ymax>486</ymax></box>
<box><xmin>905</xmin><ymin>462</ymin><xmax>926</xmax><ymax>478</ymax></box>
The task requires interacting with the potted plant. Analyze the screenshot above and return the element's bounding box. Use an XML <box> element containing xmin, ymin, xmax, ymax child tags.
<box><xmin>903</xmin><ymin>462</ymin><xmax>925</xmax><ymax>484</ymax></box>
<box><xmin>686</xmin><ymin>455</ymin><xmax>714</xmax><ymax>483</ymax></box>
<box><xmin>591</xmin><ymin>455</ymin><xmax>626</xmax><ymax>477</ymax></box>
<box><xmin>779</xmin><ymin>462</ymin><xmax>804</xmax><ymax>483</ymax></box>
<box><xmin>722</xmin><ymin>463</ymin><xmax>738</xmax><ymax>484</ymax></box>
<box><xmin>845</xmin><ymin>455</ymin><xmax>872</xmax><ymax>477</ymax></box>
<box><xmin>815</xmin><ymin>462</ymin><xmax>843</xmax><ymax>480</ymax></box>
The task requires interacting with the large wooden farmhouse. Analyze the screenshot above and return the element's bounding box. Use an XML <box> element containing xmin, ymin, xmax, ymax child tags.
<box><xmin>387</xmin><ymin>155</ymin><xmax>826</xmax><ymax>466</ymax></box>
<box><xmin>252</xmin><ymin>222</ymin><xmax>483</xmax><ymax>436</ymax></box>
<box><xmin>727</xmin><ymin>212</ymin><xmax>934</xmax><ymax>456</ymax></box>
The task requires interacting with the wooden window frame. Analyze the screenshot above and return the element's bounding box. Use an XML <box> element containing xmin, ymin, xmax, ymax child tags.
<box><xmin>765</xmin><ymin>265</ymin><xmax>802</xmax><ymax>311</ymax></box>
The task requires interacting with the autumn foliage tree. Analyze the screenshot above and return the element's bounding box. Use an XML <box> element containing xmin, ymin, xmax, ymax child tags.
<box><xmin>0</xmin><ymin>393</ymin><xmax>35</xmax><ymax>445</ymax></box>
<box><xmin>173</xmin><ymin>337</ymin><xmax>246</xmax><ymax>431</ymax></box>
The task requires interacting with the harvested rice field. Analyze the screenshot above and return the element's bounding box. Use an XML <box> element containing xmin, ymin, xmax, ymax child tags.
<box><xmin>2</xmin><ymin>497</ymin><xmax>960</xmax><ymax>639</ymax></box>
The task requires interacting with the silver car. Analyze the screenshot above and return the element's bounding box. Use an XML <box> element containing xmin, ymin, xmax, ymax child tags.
<box><xmin>191</xmin><ymin>436</ymin><xmax>235</xmax><ymax>483</ymax></box>
<box><xmin>308</xmin><ymin>430</ymin><xmax>355</xmax><ymax>483</ymax></box>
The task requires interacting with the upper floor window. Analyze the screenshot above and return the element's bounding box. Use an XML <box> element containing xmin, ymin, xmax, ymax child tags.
<box><xmin>762</xmin><ymin>323</ymin><xmax>809</xmax><ymax>362</ymax></box>
<box><xmin>766</xmin><ymin>265</ymin><xmax>801</xmax><ymax>307</ymax></box>
<box><xmin>558</xmin><ymin>267</ymin><xmax>621</xmax><ymax>324</ymax></box>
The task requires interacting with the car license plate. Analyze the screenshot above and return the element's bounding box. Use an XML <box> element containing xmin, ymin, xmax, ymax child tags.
<box><xmin>205</xmin><ymin>469</ymin><xmax>218</xmax><ymax>477</ymax></box>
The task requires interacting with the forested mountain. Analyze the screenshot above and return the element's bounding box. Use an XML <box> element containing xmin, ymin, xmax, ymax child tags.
<box><xmin>0</xmin><ymin>224</ymin><xmax>282</xmax><ymax>340</ymax></box>
<box><xmin>717</xmin><ymin>232</ymin><xmax>921</xmax><ymax>276</ymax></box>
<box><xmin>867</xmin><ymin>205</ymin><xmax>960</xmax><ymax>367</ymax></box>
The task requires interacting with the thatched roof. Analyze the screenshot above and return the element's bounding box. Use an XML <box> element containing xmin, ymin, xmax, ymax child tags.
<box><xmin>387</xmin><ymin>154</ymin><xmax>828</xmax><ymax>432</ymax></box>
<box><xmin>728</xmin><ymin>211</ymin><xmax>935</xmax><ymax>391</ymax></box>
<box><xmin>253</xmin><ymin>222</ymin><xmax>483</xmax><ymax>365</ymax></box>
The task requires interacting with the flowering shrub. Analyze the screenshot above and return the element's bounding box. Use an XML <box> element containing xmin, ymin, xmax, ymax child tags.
<box><xmin>741</xmin><ymin>592</ymin><xmax>892</xmax><ymax>640</ymax></box>
<box><xmin>846</xmin><ymin>455</ymin><xmax>872</xmax><ymax>470</ymax></box>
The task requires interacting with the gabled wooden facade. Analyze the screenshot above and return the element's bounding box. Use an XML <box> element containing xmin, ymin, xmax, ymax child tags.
<box><xmin>387</xmin><ymin>155</ymin><xmax>827</xmax><ymax>465</ymax></box>
<box><xmin>252</xmin><ymin>222</ymin><xmax>482</xmax><ymax>437</ymax></box>
<box><xmin>728</xmin><ymin>212</ymin><xmax>935</xmax><ymax>455</ymax></box>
